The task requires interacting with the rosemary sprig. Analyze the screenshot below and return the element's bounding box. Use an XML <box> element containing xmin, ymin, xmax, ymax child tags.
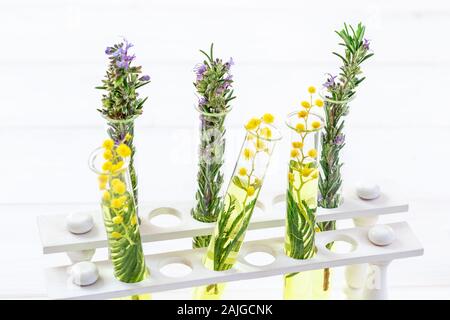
<box><xmin>317</xmin><ymin>22</ymin><xmax>373</xmax><ymax>292</ymax></box>
<box><xmin>318</xmin><ymin>23</ymin><xmax>373</xmax><ymax>210</ymax></box>
<box><xmin>95</xmin><ymin>39</ymin><xmax>150</xmax><ymax>213</ymax></box>
<box><xmin>192</xmin><ymin>43</ymin><xmax>235</xmax><ymax>248</ymax></box>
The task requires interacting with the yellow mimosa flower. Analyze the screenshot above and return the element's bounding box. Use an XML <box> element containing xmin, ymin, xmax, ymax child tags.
<box><xmin>247</xmin><ymin>186</ymin><xmax>255</xmax><ymax>196</ymax></box>
<box><xmin>292</xmin><ymin>141</ymin><xmax>303</xmax><ymax>149</ymax></box>
<box><xmin>99</xmin><ymin>181</ymin><xmax>107</xmax><ymax>190</ymax></box>
<box><xmin>262</xmin><ymin>113</ymin><xmax>274</xmax><ymax>124</ymax></box>
<box><xmin>111</xmin><ymin>198</ymin><xmax>123</xmax><ymax>209</ymax></box>
<box><xmin>298</xmin><ymin>110</ymin><xmax>308</xmax><ymax>118</ymax></box>
<box><xmin>111</xmin><ymin>160</ymin><xmax>124</xmax><ymax>173</ymax></box>
<box><xmin>260</xmin><ymin>127</ymin><xmax>272</xmax><ymax>139</ymax></box>
<box><xmin>102</xmin><ymin>191</ymin><xmax>111</xmax><ymax>201</ymax></box>
<box><xmin>119</xmin><ymin>195</ymin><xmax>128</xmax><ymax>204</ymax></box>
<box><xmin>112</xmin><ymin>215</ymin><xmax>123</xmax><ymax>224</ymax></box>
<box><xmin>98</xmin><ymin>174</ymin><xmax>108</xmax><ymax>184</ymax></box>
<box><xmin>131</xmin><ymin>215</ymin><xmax>137</xmax><ymax>226</ymax></box>
<box><xmin>102</xmin><ymin>161</ymin><xmax>112</xmax><ymax>172</ymax></box>
<box><xmin>288</xmin><ymin>172</ymin><xmax>295</xmax><ymax>183</ymax></box>
<box><xmin>301</xmin><ymin>167</ymin><xmax>313</xmax><ymax>177</ymax></box>
<box><xmin>238</xmin><ymin>167</ymin><xmax>248</xmax><ymax>176</ymax></box>
<box><xmin>245</xmin><ymin>118</ymin><xmax>261</xmax><ymax>131</ymax></box>
<box><xmin>301</xmin><ymin>101</ymin><xmax>311</xmax><ymax>109</ymax></box>
<box><xmin>125</xmin><ymin>133</ymin><xmax>133</xmax><ymax>141</ymax></box>
<box><xmin>243</xmin><ymin>148</ymin><xmax>254</xmax><ymax>160</ymax></box>
<box><xmin>308</xmin><ymin>86</ymin><xmax>316</xmax><ymax>94</ymax></box>
<box><xmin>311</xmin><ymin>121</ymin><xmax>321</xmax><ymax>129</ymax></box>
<box><xmin>308</xmin><ymin>149</ymin><xmax>318</xmax><ymax>158</ymax></box>
<box><xmin>256</xmin><ymin>139</ymin><xmax>266</xmax><ymax>150</ymax></box>
<box><xmin>315</xmin><ymin>99</ymin><xmax>324</xmax><ymax>107</ymax></box>
<box><xmin>103</xmin><ymin>149</ymin><xmax>113</xmax><ymax>160</ymax></box>
<box><xmin>290</xmin><ymin>149</ymin><xmax>300</xmax><ymax>158</ymax></box>
<box><xmin>112</xmin><ymin>180</ymin><xmax>126</xmax><ymax>195</ymax></box>
<box><xmin>103</xmin><ymin>139</ymin><xmax>114</xmax><ymax>150</ymax></box>
<box><xmin>117</xmin><ymin>143</ymin><xmax>131</xmax><ymax>157</ymax></box>
<box><xmin>296</xmin><ymin>123</ymin><xmax>305</xmax><ymax>132</ymax></box>
<box><xmin>111</xmin><ymin>231</ymin><xmax>122</xmax><ymax>239</ymax></box>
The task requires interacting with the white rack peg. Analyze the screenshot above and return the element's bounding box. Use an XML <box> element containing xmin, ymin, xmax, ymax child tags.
<box><xmin>362</xmin><ymin>260</ymin><xmax>391</xmax><ymax>300</ymax></box>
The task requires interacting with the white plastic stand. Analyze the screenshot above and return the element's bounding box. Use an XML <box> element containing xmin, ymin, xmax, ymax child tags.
<box><xmin>36</xmin><ymin>187</ymin><xmax>422</xmax><ymax>300</ymax></box>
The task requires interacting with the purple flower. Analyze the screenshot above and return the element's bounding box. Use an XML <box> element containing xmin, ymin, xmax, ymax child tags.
<box><xmin>363</xmin><ymin>38</ymin><xmax>370</xmax><ymax>50</ymax></box>
<box><xmin>333</xmin><ymin>134</ymin><xmax>345</xmax><ymax>146</ymax></box>
<box><xmin>199</xmin><ymin>97</ymin><xmax>207</xmax><ymax>106</ymax></box>
<box><xmin>105</xmin><ymin>47</ymin><xmax>114</xmax><ymax>55</ymax></box>
<box><xmin>225</xmin><ymin>57</ymin><xmax>234</xmax><ymax>70</ymax></box>
<box><xmin>194</xmin><ymin>64</ymin><xmax>207</xmax><ymax>81</ymax></box>
<box><xmin>139</xmin><ymin>75</ymin><xmax>150</xmax><ymax>81</ymax></box>
<box><xmin>323</xmin><ymin>73</ymin><xmax>337</xmax><ymax>88</ymax></box>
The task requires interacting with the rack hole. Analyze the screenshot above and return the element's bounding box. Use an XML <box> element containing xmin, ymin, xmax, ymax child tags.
<box><xmin>325</xmin><ymin>237</ymin><xmax>357</xmax><ymax>254</ymax></box>
<box><xmin>244</xmin><ymin>250</ymin><xmax>275</xmax><ymax>266</ymax></box>
<box><xmin>159</xmin><ymin>260</ymin><xmax>192</xmax><ymax>278</ymax></box>
<box><xmin>148</xmin><ymin>207</ymin><xmax>182</xmax><ymax>228</ymax></box>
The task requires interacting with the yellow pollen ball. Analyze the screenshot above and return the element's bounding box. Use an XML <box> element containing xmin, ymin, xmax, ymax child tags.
<box><xmin>111</xmin><ymin>198</ymin><xmax>123</xmax><ymax>209</ymax></box>
<box><xmin>98</xmin><ymin>175</ymin><xmax>108</xmax><ymax>183</ymax></box>
<box><xmin>112</xmin><ymin>180</ymin><xmax>126</xmax><ymax>195</ymax></box>
<box><xmin>288</xmin><ymin>172</ymin><xmax>295</xmax><ymax>183</ymax></box>
<box><xmin>301</xmin><ymin>167</ymin><xmax>313</xmax><ymax>177</ymax></box>
<box><xmin>117</xmin><ymin>144</ymin><xmax>131</xmax><ymax>158</ymax></box>
<box><xmin>111</xmin><ymin>178</ymin><xmax>121</xmax><ymax>186</ymax></box>
<box><xmin>260</xmin><ymin>127</ymin><xmax>272</xmax><ymax>139</ymax></box>
<box><xmin>290</xmin><ymin>149</ymin><xmax>300</xmax><ymax>158</ymax></box>
<box><xmin>262</xmin><ymin>113</ymin><xmax>274</xmax><ymax>124</ymax></box>
<box><xmin>111</xmin><ymin>231</ymin><xmax>122</xmax><ymax>239</ymax></box>
<box><xmin>99</xmin><ymin>181</ymin><xmax>107</xmax><ymax>190</ymax></box>
<box><xmin>296</xmin><ymin>123</ymin><xmax>305</xmax><ymax>132</ymax></box>
<box><xmin>125</xmin><ymin>133</ymin><xmax>133</xmax><ymax>141</ymax></box>
<box><xmin>112</xmin><ymin>216</ymin><xmax>123</xmax><ymax>224</ymax></box>
<box><xmin>256</xmin><ymin>139</ymin><xmax>266</xmax><ymax>150</ymax></box>
<box><xmin>298</xmin><ymin>110</ymin><xmax>308</xmax><ymax>118</ymax></box>
<box><xmin>103</xmin><ymin>150</ymin><xmax>113</xmax><ymax>160</ymax></box>
<box><xmin>103</xmin><ymin>139</ymin><xmax>114</xmax><ymax>150</ymax></box>
<box><xmin>292</xmin><ymin>141</ymin><xmax>303</xmax><ymax>149</ymax></box>
<box><xmin>308</xmin><ymin>149</ymin><xmax>317</xmax><ymax>158</ymax></box>
<box><xmin>247</xmin><ymin>186</ymin><xmax>255</xmax><ymax>196</ymax></box>
<box><xmin>315</xmin><ymin>99</ymin><xmax>324</xmax><ymax>107</ymax></box>
<box><xmin>238</xmin><ymin>167</ymin><xmax>247</xmax><ymax>176</ymax></box>
<box><xmin>102</xmin><ymin>191</ymin><xmax>111</xmax><ymax>201</ymax></box>
<box><xmin>311</xmin><ymin>121</ymin><xmax>321</xmax><ymax>129</ymax></box>
<box><xmin>245</xmin><ymin>118</ymin><xmax>262</xmax><ymax>131</ymax></box>
<box><xmin>301</xmin><ymin>101</ymin><xmax>311</xmax><ymax>109</ymax></box>
<box><xmin>119</xmin><ymin>195</ymin><xmax>128</xmax><ymax>204</ymax></box>
<box><xmin>131</xmin><ymin>216</ymin><xmax>137</xmax><ymax>225</ymax></box>
<box><xmin>308</xmin><ymin>86</ymin><xmax>316</xmax><ymax>94</ymax></box>
<box><xmin>102</xmin><ymin>161</ymin><xmax>112</xmax><ymax>172</ymax></box>
<box><xmin>243</xmin><ymin>148</ymin><xmax>254</xmax><ymax>160</ymax></box>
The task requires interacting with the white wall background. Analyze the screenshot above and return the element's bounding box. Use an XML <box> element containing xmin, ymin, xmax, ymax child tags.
<box><xmin>0</xmin><ymin>0</ymin><xmax>449</xmax><ymax>299</ymax></box>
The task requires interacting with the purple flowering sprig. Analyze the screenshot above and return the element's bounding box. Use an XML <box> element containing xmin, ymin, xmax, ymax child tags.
<box><xmin>194</xmin><ymin>43</ymin><xmax>235</xmax><ymax>114</ymax></box>
<box><xmin>318</xmin><ymin>22</ymin><xmax>373</xmax><ymax>212</ymax></box>
<box><xmin>96</xmin><ymin>39</ymin><xmax>151</xmax><ymax>120</ymax></box>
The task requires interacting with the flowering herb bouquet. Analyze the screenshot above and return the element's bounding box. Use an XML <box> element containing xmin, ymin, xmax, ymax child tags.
<box><xmin>285</xmin><ymin>86</ymin><xmax>323</xmax><ymax>261</ymax></box>
<box><xmin>191</xmin><ymin>43</ymin><xmax>235</xmax><ymax>248</ymax></box>
<box><xmin>96</xmin><ymin>39</ymin><xmax>151</xmax><ymax>212</ymax></box>
<box><xmin>317</xmin><ymin>22</ymin><xmax>373</xmax><ymax>292</ymax></box>
<box><xmin>90</xmin><ymin>138</ymin><xmax>148</xmax><ymax>283</ymax></box>
<box><xmin>203</xmin><ymin>114</ymin><xmax>280</xmax><ymax>272</ymax></box>
<box><xmin>318</xmin><ymin>23</ymin><xmax>373</xmax><ymax>210</ymax></box>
